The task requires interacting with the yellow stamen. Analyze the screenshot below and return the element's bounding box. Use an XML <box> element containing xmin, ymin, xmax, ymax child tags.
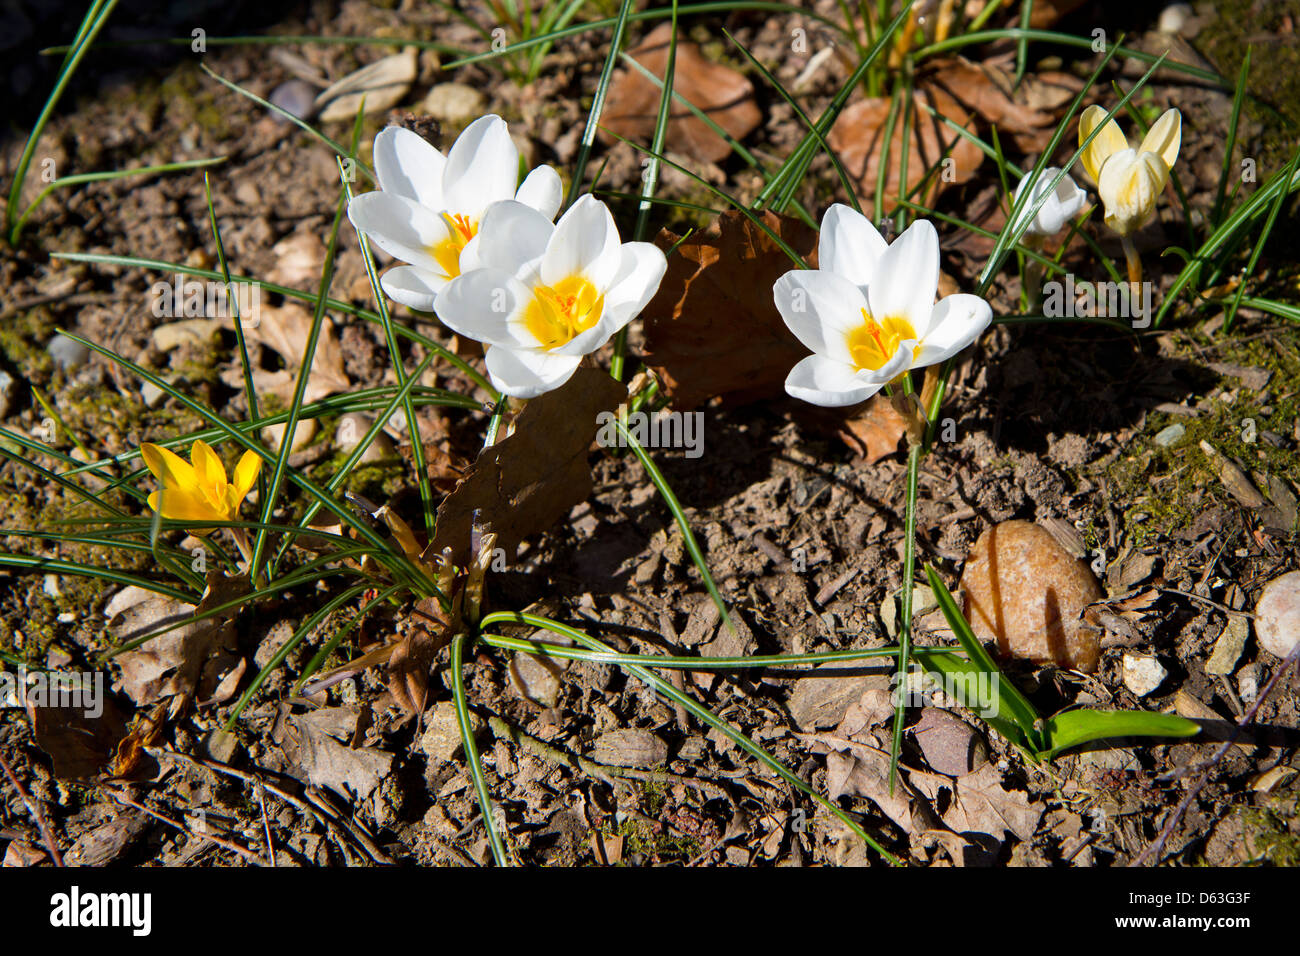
<box><xmin>524</xmin><ymin>275</ymin><xmax>604</xmax><ymax>351</ymax></box>
<box><xmin>429</xmin><ymin>212</ymin><xmax>479</xmax><ymax>278</ymax></box>
<box><xmin>845</xmin><ymin>310</ymin><xmax>919</xmax><ymax>371</ymax></box>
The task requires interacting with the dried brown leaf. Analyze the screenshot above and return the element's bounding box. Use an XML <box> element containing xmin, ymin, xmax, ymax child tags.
<box><xmin>941</xmin><ymin>762</ymin><xmax>1041</xmax><ymax>843</ymax></box>
<box><xmin>642</xmin><ymin>209</ymin><xmax>818</xmax><ymax>410</ymax></box>
<box><xmin>28</xmin><ymin>693</ymin><xmax>129</xmax><ymax>782</ymax></box>
<box><xmin>601</xmin><ymin>23</ymin><xmax>761</xmax><ymax>164</ymax></box>
<box><xmin>828</xmin><ymin>85</ymin><xmax>983</xmax><ymax>211</ymax></box>
<box><xmin>836</xmin><ymin>394</ymin><xmax>908</xmax><ymax>464</ymax></box>
<box><xmin>426</xmin><ymin>367</ymin><xmax>626</xmax><ymax>567</ymax></box>
<box><xmin>108</xmin><ymin>593</ymin><xmax>239</xmax><ymax>705</ymax></box>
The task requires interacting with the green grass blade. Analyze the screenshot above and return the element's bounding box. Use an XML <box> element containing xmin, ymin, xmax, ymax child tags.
<box><xmin>11</xmin><ymin>157</ymin><xmax>225</xmax><ymax>241</ymax></box>
<box><xmin>615</xmin><ymin>417</ymin><xmax>730</xmax><ymax>631</ymax></box>
<box><xmin>924</xmin><ymin>564</ymin><xmax>1044</xmax><ymax>750</ymax></box>
<box><xmin>452</xmin><ymin>634</ymin><xmax>509</xmax><ymax>866</ymax></box>
<box><xmin>565</xmin><ymin>0</ymin><xmax>635</xmax><ymax>208</ymax></box>
<box><xmin>6</xmin><ymin>0</ymin><xmax>121</xmax><ymax>240</ymax></box>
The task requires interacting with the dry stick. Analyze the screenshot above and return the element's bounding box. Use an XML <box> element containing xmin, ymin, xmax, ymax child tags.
<box><xmin>148</xmin><ymin>747</ymin><xmax>387</xmax><ymax>865</ymax></box>
<box><xmin>1132</xmin><ymin>639</ymin><xmax>1300</xmax><ymax>866</ymax></box>
<box><xmin>106</xmin><ymin>787</ymin><xmax>269</xmax><ymax>866</ymax></box>
<box><xmin>258</xmin><ymin>785</ymin><xmax>276</xmax><ymax>867</ymax></box>
<box><xmin>0</xmin><ymin>745</ymin><xmax>63</xmax><ymax>866</ymax></box>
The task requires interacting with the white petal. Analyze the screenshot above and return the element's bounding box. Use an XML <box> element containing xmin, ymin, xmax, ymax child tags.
<box><xmin>867</xmin><ymin>219</ymin><xmax>940</xmax><ymax>335</ymax></box>
<box><xmin>435</xmin><ymin>268</ymin><xmax>538</xmax><ymax>349</ymax></box>
<box><xmin>912</xmin><ymin>293</ymin><xmax>992</xmax><ymax>367</ymax></box>
<box><xmin>475</xmin><ymin>200</ymin><xmax>554</xmax><ymax>279</ymax></box>
<box><xmin>541</xmin><ymin>194</ymin><xmax>623</xmax><ymax>290</ymax></box>
<box><xmin>442</xmin><ymin>115</ymin><xmax>519</xmax><ymax>218</ymax></box>
<box><xmin>485</xmin><ymin>346</ymin><xmax>583</xmax><ymax>398</ymax></box>
<box><xmin>1012</xmin><ymin>167</ymin><xmax>1079</xmax><ymax>237</ymax></box>
<box><xmin>373</xmin><ymin>126</ymin><xmax>446</xmax><ymax>211</ymax></box>
<box><xmin>817</xmin><ymin>203</ymin><xmax>888</xmax><ymax>293</ymax></box>
<box><xmin>551</xmin><ymin>242</ymin><xmax>667</xmax><ymax>357</ymax></box>
<box><xmin>784</xmin><ymin>355</ymin><xmax>886</xmax><ymax>407</ymax></box>
<box><xmin>380</xmin><ymin>266</ymin><xmax>445</xmax><ymax>312</ymax></box>
<box><xmin>514</xmin><ymin>165</ymin><xmax>563</xmax><ymax>221</ymax></box>
<box><xmin>599</xmin><ymin>242</ymin><xmax>667</xmax><ymax>324</ymax></box>
<box><xmin>348</xmin><ymin>191</ymin><xmax>447</xmax><ymax>273</ymax></box>
<box><xmin>773</xmin><ymin>269</ymin><xmax>868</xmax><ymax>366</ymax></box>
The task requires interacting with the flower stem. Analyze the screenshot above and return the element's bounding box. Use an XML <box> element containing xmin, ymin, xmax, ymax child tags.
<box><xmin>229</xmin><ymin>527</ymin><xmax>256</xmax><ymax>581</ymax></box>
<box><xmin>1122</xmin><ymin>236</ymin><xmax>1143</xmax><ymax>286</ymax></box>
<box><xmin>889</xmin><ymin>438</ymin><xmax>922</xmax><ymax>793</ymax></box>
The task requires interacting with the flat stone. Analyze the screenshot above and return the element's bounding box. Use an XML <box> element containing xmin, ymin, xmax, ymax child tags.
<box><xmin>508</xmin><ymin>648</ymin><xmax>566</xmax><ymax>708</ymax></box>
<box><xmin>46</xmin><ymin>333</ymin><xmax>89</xmax><ymax>370</ymax></box>
<box><xmin>1255</xmin><ymin>571</ymin><xmax>1300</xmax><ymax>659</ymax></box>
<box><xmin>912</xmin><ymin>708</ymin><xmax>987</xmax><ymax>777</ymax></box>
<box><xmin>1122</xmin><ymin>653</ymin><xmax>1167</xmax><ymax>697</ymax></box>
<box><xmin>0</xmin><ymin>369</ymin><xmax>15</xmax><ymax>418</ymax></box>
<box><xmin>422</xmin><ymin>82</ymin><xmax>487</xmax><ymax>125</ymax></box>
<box><xmin>270</xmin><ymin>79</ymin><xmax>318</xmax><ymax>121</ymax></box>
<box><xmin>420</xmin><ymin>701</ymin><xmax>481</xmax><ymax>764</ymax></box>
<box><xmin>1154</xmin><ymin>423</ymin><xmax>1185</xmax><ymax>447</ymax></box>
<box><xmin>959</xmin><ymin>521</ymin><xmax>1103</xmax><ymax>672</ymax></box>
<box><xmin>1206</xmin><ymin>615</ymin><xmax>1249</xmax><ymax>675</ymax></box>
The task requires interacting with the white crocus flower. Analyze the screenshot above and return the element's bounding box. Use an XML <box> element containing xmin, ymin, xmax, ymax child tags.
<box><xmin>773</xmin><ymin>205</ymin><xmax>992</xmax><ymax>408</ymax></box>
<box><xmin>1011</xmin><ymin>166</ymin><xmax>1087</xmax><ymax>237</ymax></box>
<box><xmin>347</xmin><ymin>114</ymin><xmax>564</xmax><ymax>312</ymax></box>
<box><xmin>1078</xmin><ymin>106</ymin><xmax>1181</xmax><ymax>237</ymax></box>
<box><xmin>435</xmin><ymin>195</ymin><xmax>667</xmax><ymax>398</ymax></box>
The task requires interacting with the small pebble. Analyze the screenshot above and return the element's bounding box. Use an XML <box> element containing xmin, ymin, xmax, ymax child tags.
<box><xmin>0</xmin><ymin>369</ymin><xmax>14</xmax><ymax>418</ymax></box>
<box><xmin>422</xmin><ymin>82</ymin><xmax>487</xmax><ymax>125</ymax></box>
<box><xmin>1206</xmin><ymin>615</ymin><xmax>1249</xmax><ymax>675</ymax></box>
<box><xmin>1154</xmin><ymin>423</ymin><xmax>1185</xmax><ymax>447</ymax></box>
<box><xmin>1237</xmin><ymin>663</ymin><xmax>1259</xmax><ymax>703</ymax></box>
<box><xmin>203</xmin><ymin>729</ymin><xmax>241</xmax><ymax>764</ymax></box>
<box><xmin>140</xmin><ymin>381</ymin><xmax>166</xmax><ymax>408</ymax></box>
<box><xmin>334</xmin><ymin>412</ymin><xmax>393</xmax><ymax>463</ymax></box>
<box><xmin>1122</xmin><ymin>653</ymin><xmax>1167</xmax><ymax>697</ymax></box>
<box><xmin>1157</xmin><ymin>3</ymin><xmax>1193</xmax><ymax>34</ymax></box>
<box><xmin>420</xmin><ymin>701</ymin><xmax>480</xmax><ymax>764</ymax></box>
<box><xmin>912</xmin><ymin>708</ymin><xmax>988</xmax><ymax>777</ymax></box>
<box><xmin>269</xmin><ymin>79</ymin><xmax>319</xmax><ymax>122</ymax></box>
<box><xmin>1254</xmin><ymin>570</ymin><xmax>1300</xmax><ymax>659</ymax></box>
<box><xmin>46</xmin><ymin>333</ymin><xmax>90</xmax><ymax>370</ymax></box>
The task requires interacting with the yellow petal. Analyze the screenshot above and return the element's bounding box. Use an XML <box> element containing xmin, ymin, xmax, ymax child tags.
<box><xmin>147</xmin><ymin>487</ymin><xmax>223</xmax><ymax>531</ymax></box>
<box><xmin>1138</xmin><ymin>108</ymin><xmax>1181</xmax><ymax>171</ymax></box>
<box><xmin>1079</xmin><ymin>105</ymin><xmax>1129</xmax><ymax>185</ymax></box>
<box><xmin>190</xmin><ymin>439</ymin><xmax>228</xmax><ymax>512</ymax></box>
<box><xmin>141</xmin><ymin>442</ymin><xmax>198</xmax><ymax>493</ymax></box>
<box><xmin>231</xmin><ymin>451</ymin><xmax>262</xmax><ymax>503</ymax></box>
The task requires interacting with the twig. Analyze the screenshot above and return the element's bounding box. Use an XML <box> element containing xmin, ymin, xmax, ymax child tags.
<box><xmin>0</xmin><ymin>744</ymin><xmax>63</xmax><ymax>866</ymax></box>
<box><xmin>1132</xmin><ymin>639</ymin><xmax>1300</xmax><ymax>866</ymax></box>
<box><xmin>258</xmin><ymin>785</ymin><xmax>276</xmax><ymax>867</ymax></box>
<box><xmin>106</xmin><ymin>787</ymin><xmax>268</xmax><ymax>866</ymax></box>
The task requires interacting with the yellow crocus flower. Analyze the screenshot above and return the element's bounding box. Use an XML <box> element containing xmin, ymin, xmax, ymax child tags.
<box><xmin>141</xmin><ymin>440</ymin><xmax>260</xmax><ymax>534</ymax></box>
<box><xmin>1079</xmin><ymin>105</ymin><xmax>1182</xmax><ymax>238</ymax></box>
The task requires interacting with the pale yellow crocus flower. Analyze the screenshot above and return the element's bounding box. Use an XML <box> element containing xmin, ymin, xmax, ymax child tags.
<box><xmin>1079</xmin><ymin>106</ymin><xmax>1182</xmax><ymax>283</ymax></box>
